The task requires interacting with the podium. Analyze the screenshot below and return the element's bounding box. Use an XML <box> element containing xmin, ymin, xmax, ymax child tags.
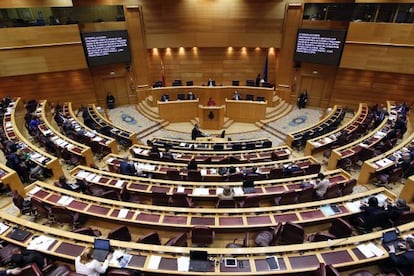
<box><xmin>198</xmin><ymin>105</ymin><xmax>225</xmax><ymax>130</ymax></box>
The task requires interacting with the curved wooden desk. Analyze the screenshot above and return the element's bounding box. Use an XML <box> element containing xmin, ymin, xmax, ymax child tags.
<box><xmin>3</xmin><ymin>98</ymin><xmax>63</xmax><ymax>180</ymax></box>
<box><xmin>70</xmin><ymin>166</ymin><xmax>350</xmax><ymax>206</ymax></box>
<box><xmin>86</xmin><ymin>104</ymin><xmax>138</xmax><ymax>146</ymax></box>
<box><xmin>62</xmin><ymin>102</ymin><xmax>118</xmax><ymax>154</ymax></box>
<box><xmin>151</xmin><ymin>137</ymin><xmax>273</xmax><ymax>151</ymax></box>
<box><xmin>304</xmin><ymin>103</ymin><xmax>371</xmax><ymax>156</ymax></box>
<box><xmin>39</xmin><ymin>100</ymin><xmax>94</xmax><ymax>166</ymax></box>
<box><xmin>358</xmin><ymin>131</ymin><xmax>414</xmax><ymax>184</ymax></box>
<box><xmin>130</xmin><ymin>144</ymin><xmax>291</xmax><ymax>164</ymax></box>
<box><xmin>1</xmin><ymin>210</ymin><xmax>413</xmax><ymax>275</ymax></box>
<box><xmin>198</xmin><ymin>105</ymin><xmax>225</xmax><ymax>129</ymax></box>
<box><xmin>27</xmin><ymin>181</ymin><xmax>394</xmax><ymax>230</ymax></box>
<box><xmin>225</xmin><ymin>99</ymin><xmax>267</xmax><ymax>123</ymax></box>
<box><xmin>104</xmin><ymin>154</ymin><xmax>319</xmax><ymax>182</ymax></box>
<box><xmin>157</xmin><ymin>99</ymin><xmax>199</xmax><ymax>122</ymax></box>
<box><xmin>0</xmin><ymin>163</ymin><xmax>24</xmax><ymax>196</ymax></box>
<box><xmin>328</xmin><ymin>101</ymin><xmax>397</xmax><ymax>171</ymax></box>
<box><xmin>286</xmin><ymin>105</ymin><xmax>345</xmax><ymax>148</ymax></box>
<box><xmin>149</xmin><ymin>85</ymin><xmax>275</xmax><ymax>108</ymax></box>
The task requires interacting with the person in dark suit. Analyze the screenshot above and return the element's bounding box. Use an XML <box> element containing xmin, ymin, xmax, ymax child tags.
<box><xmin>106</xmin><ymin>92</ymin><xmax>115</xmax><ymax>109</ymax></box>
<box><xmin>187</xmin><ymin>157</ymin><xmax>198</xmax><ymax>171</ymax></box>
<box><xmin>358</xmin><ymin>196</ymin><xmax>387</xmax><ymax>232</ymax></box>
<box><xmin>0</xmin><ymin>268</ymin><xmax>21</xmax><ymax>276</ymax></box>
<box><xmin>11</xmin><ymin>248</ymin><xmax>46</xmax><ymax>269</ymax></box>
<box><xmin>385</xmin><ymin>198</ymin><xmax>410</xmax><ymax>221</ymax></box>
<box><xmin>207</xmin><ymin>78</ymin><xmax>215</xmax><ymax>86</ymax></box>
<box><xmin>191</xmin><ymin>124</ymin><xmax>201</xmax><ymax>140</ymax></box>
<box><xmin>187</xmin><ymin>92</ymin><xmax>196</xmax><ymax>100</ymax></box>
<box><xmin>386</xmin><ymin>236</ymin><xmax>414</xmax><ymax>275</ymax></box>
<box><xmin>119</xmin><ymin>158</ymin><xmax>136</xmax><ymax>176</ymax></box>
<box><xmin>255</xmin><ymin>74</ymin><xmax>261</xmax><ymax>87</ymax></box>
<box><xmin>232</xmin><ymin>91</ymin><xmax>242</xmax><ymax>100</ymax></box>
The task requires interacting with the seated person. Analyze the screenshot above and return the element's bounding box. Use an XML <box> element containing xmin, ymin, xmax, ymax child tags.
<box><xmin>119</xmin><ymin>158</ymin><xmax>136</xmax><ymax>176</ymax></box>
<box><xmin>313</xmin><ymin>173</ymin><xmax>330</xmax><ymax>199</ymax></box>
<box><xmin>358</xmin><ymin>196</ymin><xmax>386</xmax><ymax>232</ymax></box>
<box><xmin>187</xmin><ymin>158</ymin><xmax>198</xmax><ymax>171</ymax></box>
<box><xmin>160</xmin><ymin>94</ymin><xmax>169</xmax><ymax>102</ymax></box>
<box><xmin>187</xmin><ymin>91</ymin><xmax>196</xmax><ymax>100</ymax></box>
<box><xmin>218</xmin><ymin>186</ymin><xmax>234</xmax><ymax>200</ymax></box>
<box><xmin>207</xmin><ymin>78</ymin><xmax>215</xmax><ymax>87</ymax></box>
<box><xmin>11</xmin><ymin>248</ymin><xmax>46</xmax><ymax>269</ymax></box>
<box><xmin>232</xmin><ymin>91</ymin><xmax>242</xmax><ymax>100</ymax></box>
<box><xmin>385</xmin><ymin>198</ymin><xmax>410</xmax><ymax>221</ymax></box>
<box><xmin>207</xmin><ymin>97</ymin><xmax>216</xmax><ymax>106</ymax></box>
<box><xmin>75</xmin><ymin>247</ymin><xmax>112</xmax><ymax>276</ymax></box>
<box><xmin>386</xmin><ymin>236</ymin><xmax>414</xmax><ymax>275</ymax></box>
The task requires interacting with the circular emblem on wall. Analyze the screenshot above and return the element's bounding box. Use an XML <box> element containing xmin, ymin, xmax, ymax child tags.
<box><xmin>288</xmin><ymin>115</ymin><xmax>307</xmax><ymax>127</ymax></box>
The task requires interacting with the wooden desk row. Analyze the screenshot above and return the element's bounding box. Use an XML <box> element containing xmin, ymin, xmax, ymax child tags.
<box><xmin>62</xmin><ymin>102</ymin><xmax>118</xmax><ymax>154</ymax></box>
<box><xmin>130</xmin><ymin>144</ymin><xmax>291</xmax><ymax>164</ymax></box>
<box><xmin>85</xmin><ymin>104</ymin><xmax>138</xmax><ymax>146</ymax></box>
<box><xmin>70</xmin><ymin>166</ymin><xmax>350</xmax><ymax>203</ymax></box>
<box><xmin>225</xmin><ymin>98</ymin><xmax>267</xmax><ymax>123</ymax></box>
<box><xmin>304</xmin><ymin>103</ymin><xmax>371</xmax><ymax>156</ymax></box>
<box><xmin>2</xmin><ymin>210</ymin><xmax>413</xmax><ymax>275</ymax></box>
<box><xmin>328</xmin><ymin>101</ymin><xmax>398</xmax><ymax>170</ymax></box>
<box><xmin>2</xmin><ymin>98</ymin><xmax>63</xmax><ymax>179</ymax></box>
<box><xmin>150</xmin><ymin>85</ymin><xmax>275</xmax><ymax>108</ymax></box>
<box><xmin>286</xmin><ymin>105</ymin><xmax>345</xmax><ymax>148</ymax></box>
<box><xmin>150</xmin><ymin>137</ymin><xmax>273</xmax><ymax>151</ymax></box>
<box><xmin>38</xmin><ymin>100</ymin><xmax>94</xmax><ymax>167</ymax></box>
<box><xmin>27</xmin><ymin>181</ymin><xmax>394</xmax><ymax>230</ymax></box>
<box><xmin>104</xmin><ymin>154</ymin><xmax>319</xmax><ymax>182</ymax></box>
<box><xmin>0</xmin><ymin>163</ymin><xmax>25</xmax><ymax>196</ymax></box>
<box><xmin>358</xmin><ymin>131</ymin><xmax>414</xmax><ymax>184</ymax></box>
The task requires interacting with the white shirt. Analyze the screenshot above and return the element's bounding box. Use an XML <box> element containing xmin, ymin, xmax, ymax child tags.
<box><xmin>75</xmin><ymin>256</ymin><xmax>109</xmax><ymax>276</ymax></box>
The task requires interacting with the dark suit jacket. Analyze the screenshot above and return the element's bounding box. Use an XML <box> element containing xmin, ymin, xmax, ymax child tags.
<box><xmin>390</xmin><ymin>250</ymin><xmax>414</xmax><ymax>274</ymax></box>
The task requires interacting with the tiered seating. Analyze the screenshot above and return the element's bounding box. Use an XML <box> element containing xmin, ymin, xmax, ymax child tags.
<box><xmin>104</xmin><ymin>154</ymin><xmax>320</xmax><ymax>181</ymax></box>
<box><xmin>84</xmin><ymin>104</ymin><xmax>138</xmax><ymax>147</ymax></box>
<box><xmin>286</xmin><ymin>105</ymin><xmax>346</xmax><ymax>150</ymax></box>
<box><xmin>130</xmin><ymin>144</ymin><xmax>291</xmax><ymax>164</ymax></box>
<box><xmin>1</xmin><ymin>98</ymin><xmax>63</xmax><ymax>178</ymax></box>
<box><xmin>150</xmin><ymin>137</ymin><xmax>273</xmax><ymax>151</ymax></box>
<box><xmin>304</xmin><ymin>103</ymin><xmax>373</xmax><ymax>155</ymax></box>
<box><xmin>61</xmin><ymin>102</ymin><xmax>118</xmax><ymax>154</ymax></box>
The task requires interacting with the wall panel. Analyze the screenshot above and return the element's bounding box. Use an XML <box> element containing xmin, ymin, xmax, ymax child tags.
<box><xmin>148</xmin><ymin>47</ymin><xmax>276</xmax><ymax>87</ymax></box>
<box><xmin>331</xmin><ymin>69</ymin><xmax>414</xmax><ymax>109</ymax></box>
<box><xmin>0</xmin><ymin>70</ymin><xmax>96</xmax><ymax>108</ymax></box>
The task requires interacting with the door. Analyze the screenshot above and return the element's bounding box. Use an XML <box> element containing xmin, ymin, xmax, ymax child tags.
<box><xmin>298</xmin><ymin>76</ymin><xmax>326</xmax><ymax>107</ymax></box>
<box><xmin>102</xmin><ymin>77</ymin><xmax>129</xmax><ymax>107</ymax></box>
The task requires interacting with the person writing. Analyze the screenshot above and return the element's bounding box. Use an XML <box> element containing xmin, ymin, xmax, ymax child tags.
<box><xmin>387</xmin><ymin>236</ymin><xmax>414</xmax><ymax>275</ymax></box>
<box><xmin>207</xmin><ymin>97</ymin><xmax>216</xmax><ymax>106</ymax></box>
<box><xmin>75</xmin><ymin>248</ymin><xmax>112</xmax><ymax>276</ymax></box>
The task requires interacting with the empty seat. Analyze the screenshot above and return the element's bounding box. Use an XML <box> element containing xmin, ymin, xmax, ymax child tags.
<box><xmin>276</xmin><ymin>222</ymin><xmax>305</xmax><ymax>245</ymax></box>
<box><xmin>237</xmin><ymin>195</ymin><xmax>260</xmax><ymax>208</ymax></box>
<box><xmin>108</xmin><ymin>225</ymin><xmax>132</xmax><ymax>242</ymax></box>
<box><xmin>191</xmin><ymin>226</ymin><xmax>215</xmax><ymax>246</ymax></box>
<box><xmin>170</xmin><ymin>193</ymin><xmax>194</xmax><ymax>208</ymax></box>
<box><xmin>137</xmin><ymin>232</ymin><xmax>161</xmax><ymax>245</ymax></box>
<box><xmin>274</xmin><ymin>190</ymin><xmax>298</xmax><ymax>206</ymax></box>
<box><xmin>164</xmin><ymin>232</ymin><xmax>188</xmax><ymax>247</ymax></box>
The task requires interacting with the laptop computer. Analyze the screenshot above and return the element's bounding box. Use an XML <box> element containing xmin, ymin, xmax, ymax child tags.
<box><xmin>91</xmin><ymin>238</ymin><xmax>111</xmax><ymax>262</ymax></box>
<box><xmin>382</xmin><ymin>229</ymin><xmax>404</xmax><ymax>254</ymax></box>
<box><xmin>242</xmin><ymin>180</ymin><xmax>255</xmax><ymax>194</ymax></box>
<box><xmin>189</xmin><ymin>250</ymin><xmax>209</xmax><ymax>272</ymax></box>
<box><xmin>9</xmin><ymin>228</ymin><xmax>31</xmax><ymax>241</ymax></box>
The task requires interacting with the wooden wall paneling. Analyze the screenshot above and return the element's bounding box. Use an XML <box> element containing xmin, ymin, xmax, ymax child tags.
<box><xmin>276</xmin><ymin>3</ymin><xmax>302</xmax><ymax>102</ymax></box>
<box><xmin>141</xmin><ymin>0</ymin><xmax>284</xmax><ymax>48</ymax></box>
<box><xmin>355</xmin><ymin>0</ymin><xmax>414</xmax><ymax>3</ymax></box>
<box><xmin>0</xmin><ymin>69</ymin><xmax>96</xmax><ymax>108</ymax></box>
<box><xmin>346</xmin><ymin>22</ymin><xmax>414</xmax><ymax>45</ymax></box>
<box><xmin>340</xmin><ymin>44</ymin><xmax>414</xmax><ymax>74</ymax></box>
<box><xmin>78</xmin><ymin>22</ymin><xmax>126</xmax><ymax>32</ymax></box>
<box><xmin>147</xmin><ymin>47</ymin><xmax>276</xmax><ymax>88</ymax></box>
<box><xmin>0</xmin><ymin>1</ymin><xmax>72</xmax><ymax>8</ymax></box>
<box><xmin>331</xmin><ymin>68</ymin><xmax>414</xmax><ymax>109</ymax></box>
<box><xmin>125</xmin><ymin>5</ymin><xmax>149</xmax><ymax>102</ymax></box>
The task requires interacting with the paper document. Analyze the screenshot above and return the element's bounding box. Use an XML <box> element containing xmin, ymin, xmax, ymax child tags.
<box><xmin>148</xmin><ymin>255</ymin><xmax>161</xmax><ymax>270</ymax></box>
<box><xmin>0</xmin><ymin>223</ymin><xmax>10</xmax><ymax>235</ymax></box>
<box><xmin>28</xmin><ymin>186</ymin><xmax>41</xmax><ymax>195</ymax></box>
<box><xmin>27</xmin><ymin>235</ymin><xmax>56</xmax><ymax>251</ymax></box>
<box><xmin>118</xmin><ymin>209</ymin><xmax>129</xmax><ymax>219</ymax></box>
<box><xmin>177</xmin><ymin>256</ymin><xmax>190</xmax><ymax>272</ymax></box>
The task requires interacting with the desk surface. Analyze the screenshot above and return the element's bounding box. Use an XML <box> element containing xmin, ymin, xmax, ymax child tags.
<box><xmin>1</xmin><ymin>209</ymin><xmax>413</xmax><ymax>275</ymax></box>
<box><xmin>27</xmin><ymin>181</ymin><xmax>394</xmax><ymax>230</ymax></box>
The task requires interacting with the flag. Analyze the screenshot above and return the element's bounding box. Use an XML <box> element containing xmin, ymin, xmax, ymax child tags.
<box><xmin>263</xmin><ymin>54</ymin><xmax>268</xmax><ymax>83</ymax></box>
<box><xmin>160</xmin><ymin>58</ymin><xmax>166</xmax><ymax>87</ymax></box>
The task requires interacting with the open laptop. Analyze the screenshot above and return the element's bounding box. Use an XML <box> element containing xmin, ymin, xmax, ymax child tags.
<box><xmin>91</xmin><ymin>238</ymin><xmax>111</xmax><ymax>262</ymax></box>
<box><xmin>189</xmin><ymin>250</ymin><xmax>209</xmax><ymax>272</ymax></box>
<box><xmin>382</xmin><ymin>229</ymin><xmax>404</xmax><ymax>254</ymax></box>
<box><xmin>242</xmin><ymin>180</ymin><xmax>255</xmax><ymax>194</ymax></box>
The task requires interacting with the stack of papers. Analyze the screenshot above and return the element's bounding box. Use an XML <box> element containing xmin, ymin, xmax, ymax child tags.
<box><xmin>345</xmin><ymin>201</ymin><xmax>361</xmax><ymax>213</ymax></box>
<box><xmin>357</xmin><ymin>243</ymin><xmax>384</xmax><ymax>258</ymax></box>
<box><xmin>193</xmin><ymin>188</ymin><xmax>209</xmax><ymax>196</ymax></box>
<box><xmin>148</xmin><ymin>255</ymin><xmax>162</xmax><ymax>270</ymax></box>
<box><xmin>177</xmin><ymin>256</ymin><xmax>190</xmax><ymax>272</ymax></box>
<box><xmin>57</xmin><ymin>196</ymin><xmax>73</xmax><ymax>206</ymax></box>
<box><xmin>27</xmin><ymin>235</ymin><xmax>56</xmax><ymax>251</ymax></box>
<box><xmin>118</xmin><ymin>209</ymin><xmax>129</xmax><ymax>219</ymax></box>
<box><xmin>0</xmin><ymin>222</ymin><xmax>10</xmax><ymax>234</ymax></box>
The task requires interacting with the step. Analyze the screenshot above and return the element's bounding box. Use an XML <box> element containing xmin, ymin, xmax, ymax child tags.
<box><xmin>137</xmin><ymin>121</ymin><xmax>169</xmax><ymax>140</ymax></box>
<box><xmin>261</xmin><ymin>103</ymin><xmax>293</xmax><ymax>124</ymax></box>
